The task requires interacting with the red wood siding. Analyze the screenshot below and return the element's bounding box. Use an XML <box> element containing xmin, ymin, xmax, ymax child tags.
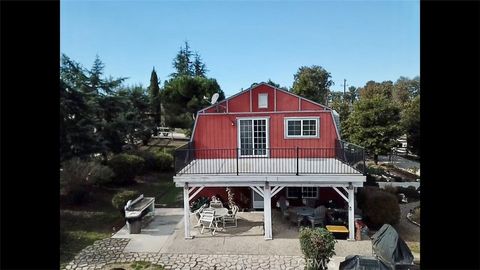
<box><xmin>276</xmin><ymin>90</ymin><xmax>300</xmax><ymax>111</ymax></box>
<box><xmin>251</xmin><ymin>84</ymin><xmax>275</xmax><ymax>112</ymax></box>
<box><xmin>204</xmin><ymin>100</ymin><xmax>228</xmax><ymax>113</ymax></box>
<box><xmin>227</xmin><ymin>91</ymin><xmax>251</xmax><ymax>112</ymax></box>
<box><xmin>301</xmin><ymin>99</ymin><xmax>324</xmax><ymax>110</ymax></box>
<box><xmin>192</xmin><ymin>84</ymin><xmax>338</xmax><ymax>159</ymax></box>
<box><xmin>193</xmin><ymin>112</ymin><xmax>338</xmax><ymax>158</ymax></box>
<box><xmin>201</xmin><ymin>84</ymin><xmax>325</xmax><ymax>114</ymax></box>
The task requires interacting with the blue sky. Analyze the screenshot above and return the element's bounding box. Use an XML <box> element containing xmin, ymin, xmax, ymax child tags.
<box><xmin>61</xmin><ymin>0</ymin><xmax>419</xmax><ymax>97</ymax></box>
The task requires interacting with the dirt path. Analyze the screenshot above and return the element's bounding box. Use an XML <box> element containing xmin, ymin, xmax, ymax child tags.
<box><xmin>394</xmin><ymin>201</ymin><xmax>420</xmax><ymax>242</ymax></box>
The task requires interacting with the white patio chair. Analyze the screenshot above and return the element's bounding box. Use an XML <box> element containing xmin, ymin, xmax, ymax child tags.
<box><xmin>223</xmin><ymin>205</ymin><xmax>239</xmax><ymax>228</ymax></box>
<box><xmin>191</xmin><ymin>204</ymin><xmax>206</xmax><ymax>228</ymax></box>
<box><xmin>277</xmin><ymin>197</ymin><xmax>290</xmax><ymax>220</ymax></box>
<box><xmin>199</xmin><ymin>209</ymin><xmax>219</xmax><ymax>235</ymax></box>
<box><xmin>308</xmin><ymin>205</ymin><xmax>326</xmax><ymax>228</ymax></box>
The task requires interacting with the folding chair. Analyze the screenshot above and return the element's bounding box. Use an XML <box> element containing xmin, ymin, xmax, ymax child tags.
<box><xmin>199</xmin><ymin>209</ymin><xmax>219</xmax><ymax>235</ymax></box>
<box><xmin>223</xmin><ymin>205</ymin><xmax>239</xmax><ymax>228</ymax></box>
<box><xmin>192</xmin><ymin>204</ymin><xmax>206</xmax><ymax>228</ymax></box>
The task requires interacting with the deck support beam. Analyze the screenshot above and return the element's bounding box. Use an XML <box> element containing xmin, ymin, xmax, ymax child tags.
<box><xmin>332</xmin><ymin>186</ymin><xmax>348</xmax><ymax>202</ymax></box>
<box><xmin>183</xmin><ymin>183</ymin><xmax>193</xmax><ymax>239</ymax></box>
<box><xmin>347</xmin><ymin>187</ymin><xmax>355</xmax><ymax>241</ymax></box>
<box><xmin>271</xmin><ymin>186</ymin><xmax>285</xmax><ymax>197</ymax></box>
<box><xmin>188</xmin><ymin>186</ymin><xmax>205</xmax><ymax>201</ymax></box>
<box><xmin>251</xmin><ymin>186</ymin><xmax>264</xmax><ymax>198</ymax></box>
<box><xmin>263</xmin><ymin>182</ymin><xmax>272</xmax><ymax>240</ymax></box>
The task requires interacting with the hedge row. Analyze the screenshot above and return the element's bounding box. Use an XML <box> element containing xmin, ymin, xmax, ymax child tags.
<box><xmin>357</xmin><ymin>187</ymin><xmax>400</xmax><ymax>230</ymax></box>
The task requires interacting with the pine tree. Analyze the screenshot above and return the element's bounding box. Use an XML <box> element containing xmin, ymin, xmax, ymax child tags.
<box><xmin>171</xmin><ymin>41</ymin><xmax>193</xmax><ymax>77</ymax></box>
<box><xmin>148</xmin><ymin>67</ymin><xmax>161</xmax><ymax>135</ymax></box>
<box><xmin>192</xmin><ymin>53</ymin><xmax>207</xmax><ymax>77</ymax></box>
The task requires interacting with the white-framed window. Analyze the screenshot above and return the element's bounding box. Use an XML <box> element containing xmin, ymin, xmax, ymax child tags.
<box><xmin>286</xmin><ymin>187</ymin><xmax>318</xmax><ymax>199</ymax></box>
<box><xmin>284</xmin><ymin>117</ymin><xmax>319</xmax><ymax>138</ymax></box>
<box><xmin>258</xmin><ymin>93</ymin><xmax>268</xmax><ymax>108</ymax></box>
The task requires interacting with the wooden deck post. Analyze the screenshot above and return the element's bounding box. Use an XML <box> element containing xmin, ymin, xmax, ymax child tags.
<box><xmin>264</xmin><ymin>182</ymin><xmax>272</xmax><ymax>240</ymax></box>
<box><xmin>184</xmin><ymin>183</ymin><xmax>193</xmax><ymax>239</ymax></box>
<box><xmin>347</xmin><ymin>187</ymin><xmax>355</xmax><ymax>240</ymax></box>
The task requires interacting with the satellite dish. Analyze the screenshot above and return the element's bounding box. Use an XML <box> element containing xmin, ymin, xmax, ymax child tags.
<box><xmin>211</xmin><ymin>93</ymin><xmax>220</xmax><ymax>104</ymax></box>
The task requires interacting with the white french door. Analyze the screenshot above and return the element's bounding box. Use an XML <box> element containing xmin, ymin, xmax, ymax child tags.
<box><xmin>237</xmin><ymin>118</ymin><xmax>269</xmax><ymax>157</ymax></box>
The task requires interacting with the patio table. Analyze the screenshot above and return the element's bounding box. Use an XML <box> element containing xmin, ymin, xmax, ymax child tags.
<box><xmin>204</xmin><ymin>207</ymin><xmax>229</xmax><ymax>227</ymax></box>
<box><xmin>290</xmin><ymin>207</ymin><xmax>315</xmax><ymax>227</ymax></box>
<box><xmin>295</xmin><ymin>206</ymin><xmax>314</xmax><ymax>218</ymax></box>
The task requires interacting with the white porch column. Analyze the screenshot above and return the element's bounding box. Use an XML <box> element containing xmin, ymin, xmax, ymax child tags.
<box><xmin>183</xmin><ymin>183</ymin><xmax>193</xmax><ymax>239</ymax></box>
<box><xmin>263</xmin><ymin>182</ymin><xmax>272</xmax><ymax>240</ymax></box>
<box><xmin>347</xmin><ymin>187</ymin><xmax>355</xmax><ymax>241</ymax></box>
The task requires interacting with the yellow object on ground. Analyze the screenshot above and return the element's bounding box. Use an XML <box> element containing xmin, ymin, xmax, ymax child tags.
<box><xmin>326</xmin><ymin>225</ymin><xmax>349</xmax><ymax>233</ymax></box>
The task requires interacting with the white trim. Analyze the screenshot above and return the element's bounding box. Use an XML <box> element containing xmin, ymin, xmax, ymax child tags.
<box><xmin>188</xmin><ymin>186</ymin><xmax>205</xmax><ymax>201</ymax></box>
<box><xmin>264</xmin><ymin>182</ymin><xmax>272</xmax><ymax>240</ymax></box>
<box><xmin>271</xmin><ymin>186</ymin><xmax>285</xmax><ymax>197</ymax></box>
<box><xmin>258</xmin><ymin>93</ymin><xmax>268</xmax><ymax>109</ymax></box>
<box><xmin>226</xmin><ymin>99</ymin><xmax>229</xmax><ymax>113</ymax></box>
<box><xmin>348</xmin><ymin>188</ymin><xmax>355</xmax><ymax>240</ymax></box>
<box><xmin>189</xmin><ymin>112</ymin><xmax>200</xmax><ymax>142</ymax></box>
<box><xmin>271</xmin><ymin>186</ymin><xmax>281</xmax><ymax>195</ymax></box>
<box><xmin>284</xmin><ymin>117</ymin><xmax>320</xmax><ymax>138</ymax></box>
<box><xmin>237</xmin><ymin>117</ymin><xmax>270</xmax><ymax>157</ymax></box>
<box><xmin>183</xmin><ymin>183</ymin><xmax>193</xmax><ymax>239</ymax></box>
<box><xmin>174</xmin><ymin>174</ymin><xmax>366</xmax><ymax>187</ymax></box>
<box><xmin>332</xmin><ymin>187</ymin><xmax>348</xmax><ymax>202</ymax></box>
<box><xmin>199</xmin><ymin>110</ymin><xmax>331</xmax><ymax>115</ymax></box>
<box><xmin>249</xmin><ymin>89</ymin><xmax>252</xmax><ymax>112</ymax></box>
<box><xmin>286</xmin><ymin>187</ymin><xmax>318</xmax><ymax>199</ymax></box>
<box><xmin>251</xmin><ymin>186</ymin><xmax>265</xmax><ymax>197</ymax></box>
<box><xmin>274</xmin><ymin>88</ymin><xmax>277</xmax><ymax>111</ymax></box>
<box><xmin>330</xmin><ymin>111</ymin><xmax>341</xmax><ymax>140</ymax></box>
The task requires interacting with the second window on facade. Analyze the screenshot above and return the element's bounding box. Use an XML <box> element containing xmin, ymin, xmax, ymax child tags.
<box><xmin>285</xmin><ymin>118</ymin><xmax>319</xmax><ymax>138</ymax></box>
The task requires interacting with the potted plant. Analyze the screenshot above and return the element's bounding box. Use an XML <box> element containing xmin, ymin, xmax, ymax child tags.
<box><xmin>299</xmin><ymin>227</ymin><xmax>337</xmax><ymax>270</ymax></box>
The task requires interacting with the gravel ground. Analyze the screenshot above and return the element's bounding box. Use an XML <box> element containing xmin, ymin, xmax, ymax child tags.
<box><xmin>394</xmin><ymin>201</ymin><xmax>420</xmax><ymax>242</ymax></box>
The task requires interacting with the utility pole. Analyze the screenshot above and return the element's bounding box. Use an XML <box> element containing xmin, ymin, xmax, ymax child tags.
<box><xmin>341</xmin><ymin>79</ymin><xmax>348</xmax><ymax>101</ymax></box>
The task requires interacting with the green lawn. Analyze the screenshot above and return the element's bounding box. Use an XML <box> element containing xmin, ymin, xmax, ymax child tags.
<box><xmin>60</xmin><ymin>172</ymin><xmax>182</xmax><ymax>268</ymax></box>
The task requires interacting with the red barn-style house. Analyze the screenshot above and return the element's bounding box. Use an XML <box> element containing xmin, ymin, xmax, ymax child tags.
<box><xmin>173</xmin><ymin>83</ymin><xmax>366</xmax><ymax>240</ymax></box>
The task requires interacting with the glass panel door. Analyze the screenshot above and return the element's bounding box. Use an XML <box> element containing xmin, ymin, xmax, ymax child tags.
<box><xmin>253</xmin><ymin>119</ymin><xmax>267</xmax><ymax>156</ymax></box>
<box><xmin>239</xmin><ymin>120</ymin><xmax>253</xmax><ymax>156</ymax></box>
<box><xmin>239</xmin><ymin>118</ymin><xmax>268</xmax><ymax>157</ymax></box>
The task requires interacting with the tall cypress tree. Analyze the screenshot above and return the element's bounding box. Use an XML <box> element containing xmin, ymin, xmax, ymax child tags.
<box><xmin>148</xmin><ymin>67</ymin><xmax>161</xmax><ymax>135</ymax></box>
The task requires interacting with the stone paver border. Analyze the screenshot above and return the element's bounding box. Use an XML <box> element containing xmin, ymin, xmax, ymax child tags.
<box><xmin>65</xmin><ymin>238</ymin><xmax>307</xmax><ymax>270</ymax></box>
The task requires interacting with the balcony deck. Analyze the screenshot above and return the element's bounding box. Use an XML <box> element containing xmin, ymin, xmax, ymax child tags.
<box><xmin>177</xmin><ymin>157</ymin><xmax>361</xmax><ymax>175</ymax></box>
